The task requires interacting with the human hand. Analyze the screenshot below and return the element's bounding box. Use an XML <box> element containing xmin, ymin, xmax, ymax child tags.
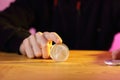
<box><xmin>112</xmin><ymin>48</ymin><xmax>120</xmax><ymax>60</ymax></box>
<box><xmin>0</xmin><ymin>0</ymin><xmax>15</xmax><ymax>11</ymax></box>
<box><xmin>19</xmin><ymin>32</ymin><xmax>62</xmax><ymax>59</ymax></box>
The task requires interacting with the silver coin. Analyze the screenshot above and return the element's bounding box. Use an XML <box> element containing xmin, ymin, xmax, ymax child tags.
<box><xmin>50</xmin><ymin>43</ymin><xmax>69</xmax><ymax>62</ymax></box>
<box><xmin>104</xmin><ymin>60</ymin><xmax>120</xmax><ymax>66</ymax></box>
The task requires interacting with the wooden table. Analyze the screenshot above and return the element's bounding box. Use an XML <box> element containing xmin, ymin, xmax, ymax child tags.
<box><xmin>0</xmin><ymin>50</ymin><xmax>120</xmax><ymax>80</ymax></box>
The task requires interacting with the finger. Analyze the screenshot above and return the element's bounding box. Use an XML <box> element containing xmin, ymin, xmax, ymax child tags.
<box><xmin>41</xmin><ymin>42</ymin><xmax>51</xmax><ymax>59</ymax></box>
<box><xmin>35</xmin><ymin>32</ymin><xmax>50</xmax><ymax>59</ymax></box>
<box><xmin>49</xmin><ymin>41</ymin><xmax>53</xmax><ymax>49</ymax></box>
<box><xmin>29</xmin><ymin>35</ymin><xmax>42</xmax><ymax>58</ymax></box>
<box><xmin>19</xmin><ymin>43</ymin><xmax>26</xmax><ymax>56</ymax></box>
<box><xmin>43</xmin><ymin>32</ymin><xmax>62</xmax><ymax>44</ymax></box>
<box><xmin>112</xmin><ymin>49</ymin><xmax>120</xmax><ymax>60</ymax></box>
<box><xmin>23</xmin><ymin>38</ymin><xmax>34</xmax><ymax>59</ymax></box>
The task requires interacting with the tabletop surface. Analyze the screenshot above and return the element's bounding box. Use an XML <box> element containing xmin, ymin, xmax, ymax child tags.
<box><xmin>0</xmin><ymin>50</ymin><xmax>120</xmax><ymax>80</ymax></box>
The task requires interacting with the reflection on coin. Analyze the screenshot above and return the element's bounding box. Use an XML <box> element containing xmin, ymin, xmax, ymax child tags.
<box><xmin>104</xmin><ymin>60</ymin><xmax>120</xmax><ymax>66</ymax></box>
<box><xmin>50</xmin><ymin>43</ymin><xmax>69</xmax><ymax>62</ymax></box>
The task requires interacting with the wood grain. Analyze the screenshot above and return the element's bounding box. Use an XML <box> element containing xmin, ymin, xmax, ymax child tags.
<box><xmin>0</xmin><ymin>50</ymin><xmax>120</xmax><ymax>80</ymax></box>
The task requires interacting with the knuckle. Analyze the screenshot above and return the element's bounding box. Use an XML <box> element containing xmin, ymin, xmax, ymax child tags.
<box><xmin>35</xmin><ymin>32</ymin><xmax>43</xmax><ymax>39</ymax></box>
<box><xmin>50</xmin><ymin>32</ymin><xmax>57</xmax><ymax>36</ymax></box>
<box><xmin>36</xmin><ymin>32</ymin><xmax>42</xmax><ymax>36</ymax></box>
<box><xmin>43</xmin><ymin>31</ymin><xmax>49</xmax><ymax>34</ymax></box>
<box><xmin>29</xmin><ymin>35</ymin><xmax>33</xmax><ymax>39</ymax></box>
<box><xmin>23</xmin><ymin>38</ymin><xmax>28</xmax><ymax>44</ymax></box>
<box><xmin>51</xmin><ymin>32</ymin><xmax>56</xmax><ymax>34</ymax></box>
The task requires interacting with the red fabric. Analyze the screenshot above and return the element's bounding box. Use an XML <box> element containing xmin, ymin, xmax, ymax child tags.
<box><xmin>54</xmin><ymin>0</ymin><xmax>58</xmax><ymax>7</ymax></box>
<box><xmin>76</xmin><ymin>1</ymin><xmax>81</xmax><ymax>11</ymax></box>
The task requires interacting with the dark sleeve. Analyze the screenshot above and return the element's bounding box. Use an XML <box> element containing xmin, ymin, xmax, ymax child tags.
<box><xmin>0</xmin><ymin>0</ymin><xmax>34</xmax><ymax>53</ymax></box>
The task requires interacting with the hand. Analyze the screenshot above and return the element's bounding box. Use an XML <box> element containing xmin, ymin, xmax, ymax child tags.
<box><xmin>19</xmin><ymin>32</ymin><xmax>62</xmax><ymax>59</ymax></box>
<box><xmin>112</xmin><ymin>48</ymin><xmax>120</xmax><ymax>60</ymax></box>
<box><xmin>0</xmin><ymin>0</ymin><xmax>15</xmax><ymax>11</ymax></box>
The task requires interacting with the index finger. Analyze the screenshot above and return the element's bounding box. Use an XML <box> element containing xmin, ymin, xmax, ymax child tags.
<box><xmin>43</xmin><ymin>32</ymin><xmax>63</xmax><ymax>44</ymax></box>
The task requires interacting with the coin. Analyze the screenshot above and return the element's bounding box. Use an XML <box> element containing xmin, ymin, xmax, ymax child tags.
<box><xmin>104</xmin><ymin>60</ymin><xmax>120</xmax><ymax>66</ymax></box>
<box><xmin>50</xmin><ymin>43</ymin><xmax>69</xmax><ymax>62</ymax></box>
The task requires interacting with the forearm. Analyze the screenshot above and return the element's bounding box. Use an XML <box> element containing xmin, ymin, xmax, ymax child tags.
<box><xmin>0</xmin><ymin>1</ymin><xmax>34</xmax><ymax>53</ymax></box>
